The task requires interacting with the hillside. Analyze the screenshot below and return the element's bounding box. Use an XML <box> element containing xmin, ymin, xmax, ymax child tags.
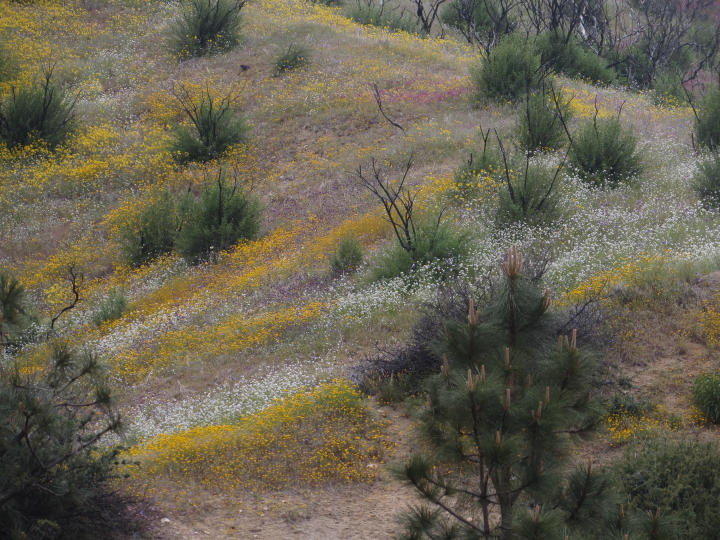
<box><xmin>2</xmin><ymin>0</ymin><xmax>720</xmax><ymax>538</ymax></box>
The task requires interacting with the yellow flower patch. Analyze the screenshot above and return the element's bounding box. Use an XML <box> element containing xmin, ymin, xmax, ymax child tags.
<box><xmin>125</xmin><ymin>380</ymin><xmax>394</xmax><ymax>493</ymax></box>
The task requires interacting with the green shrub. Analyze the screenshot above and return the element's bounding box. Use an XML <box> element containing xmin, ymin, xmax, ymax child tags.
<box><xmin>440</xmin><ymin>0</ymin><xmax>513</xmax><ymax>40</ymax></box>
<box><xmin>515</xmin><ymin>87</ymin><xmax>572</xmax><ymax>153</ymax></box>
<box><xmin>370</xmin><ymin>221</ymin><xmax>466</xmax><ymax>281</ymax></box>
<box><xmin>451</xmin><ymin>145</ymin><xmax>503</xmax><ymax>202</ymax></box>
<box><xmin>535</xmin><ymin>32</ymin><xmax>615</xmax><ymax>84</ymax></box>
<box><xmin>91</xmin><ymin>289</ymin><xmax>128</xmax><ymax>327</ymax></box>
<box><xmin>569</xmin><ymin>117</ymin><xmax>642</xmax><ymax>187</ymax></box>
<box><xmin>273</xmin><ymin>43</ymin><xmax>311</xmax><ymax>76</ymax></box>
<box><xmin>120</xmin><ymin>190</ymin><xmax>179</xmax><ymax>266</ymax></box>
<box><xmin>0</xmin><ymin>42</ymin><xmax>16</xmax><ymax>83</ymax></box>
<box><xmin>0</xmin><ymin>343</ymin><xmax>128</xmax><ymax>538</ymax></box>
<box><xmin>346</xmin><ymin>2</ymin><xmax>418</xmax><ymax>34</ymax></box>
<box><xmin>615</xmin><ymin>437</ymin><xmax>720</xmax><ymax>538</ymax></box>
<box><xmin>169</xmin><ymin>86</ymin><xmax>250</xmax><ymax>163</ymax></box>
<box><xmin>607</xmin><ymin>392</ymin><xmax>653</xmax><ymax>417</ymax></box>
<box><xmin>614</xmin><ymin>42</ymin><xmax>655</xmax><ymax>88</ymax></box>
<box><xmin>496</xmin><ymin>161</ymin><xmax>562</xmax><ymax>225</ymax></box>
<box><xmin>695</xmin><ymin>86</ymin><xmax>720</xmax><ymax>151</ymax></box>
<box><xmin>693</xmin><ymin>153</ymin><xmax>720</xmax><ymax>209</ymax></box>
<box><xmin>693</xmin><ymin>372</ymin><xmax>720</xmax><ymax>423</ymax></box>
<box><xmin>175</xmin><ymin>176</ymin><xmax>261</xmax><ymax>263</ymax></box>
<box><xmin>169</xmin><ymin>0</ymin><xmax>244</xmax><ymax>59</ymax></box>
<box><xmin>330</xmin><ymin>234</ymin><xmax>363</xmax><ymax>275</ymax></box>
<box><xmin>471</xmin><ymin>33</ymin><xmax>541</xmax><ymax>102</ymax></box>
<box><xmin>0</xmin><ymin>69</ymin><xmax>77</xmax><ymax>149</ymax></box>
<box><xmin>652</xmin><ymin>69</ymin><xmax>686</xmax><ymax>107</ymax></box>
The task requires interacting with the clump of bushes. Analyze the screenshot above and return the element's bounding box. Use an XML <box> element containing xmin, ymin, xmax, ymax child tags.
<box><xmin>169</xmin><ymin>0</ymin><xmax>245</xmax><ymax>59</ymax></box>
<box><xmin>91</xmin><ymin>289</ymin><xmax>128</xmax><ymax>327</ymax></box>
<box><xmin>371</xmin><ymin>221</ymin><xmax>467</xmax><ymax>281</ymax></box>
<box><xmin>615</xmin><ymin>437</ymin><xmax>720</xmax><ymax>538</ymax></box>
<box><xmin>472</xmin><ymin>33</ymin><xmax>541</xmax><ymax>102</ymax></box>
<box><xmin>346</xmin><ymin>1</ymin><xmax>418</xmax><ymax>34</ymax></box>
<box><xmin>569</xmin><ymin>116</ymin><xmax>642</xmax><ymax>187</ymax></box>
<box><xmin>170</xmin><ymin>86</ymin><xmax>250</xmax><ymax>163</ymax></box>
<box><xmin>693</xmin><ymin>372</ymin><xmax>720</xmax><ymax>423</ymax></box>
<box><xmin>0</xmin><ymin>68</ymin><xmax>77</xmax><ymax>149</ymax></box>
<box><xmin>120</xmin><ymin>174</ymin><xmax>260</xmax><ymax>266</ymax></box>
<box><xmin>693</xmin><ymin>153</ymin><xmax>720</xmax><ymax>209</ymax></box>
<box><xmin>120</xmin><ymin>190</ymin><xmax>180</xmax><ymax>266</ymax></box>
<box><xmin>496</xmin><ymin>160</ymin><xmax>563</xmax><ymax>225</ymax></box>
<box><xmin>330</xmin><ymin>234</ymin><xmax>363</xmax><ymax>275</ymax></box>
<box><xmin>695</xmin><ymin>86</ymin><xmax>720</xmax><ymax>150</ymax></box>
<box><xmin>535</xmin><ymin>31</ymin><xmax>615</xmax><ymax>84</ymax></box>
<box><xmin>356</xmin><ymin>157</ymin><xmax>466</xmax><ymax>282</ymax></box>
<box><xmin>175</xmin><ymin>175</ymin><xmax>260</xmax><ymax>263</ymax></box>
<box><xmin>515</xmin><ymin>86</ymin><xmax>572</xmax><ymax>153</ymax></box>
<box><xmin>272</xmin><ymin>43</ymin><xmax>311</xmax><ymax>76</ymax></box>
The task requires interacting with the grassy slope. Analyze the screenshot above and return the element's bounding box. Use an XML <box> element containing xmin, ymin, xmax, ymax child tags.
<box><xmin>2</xmin><ymin>0</ymin><xmax>720</xmax><ymax>537</ymax></box>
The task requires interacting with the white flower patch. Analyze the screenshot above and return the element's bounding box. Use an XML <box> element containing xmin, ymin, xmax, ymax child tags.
<box><xmin>116</xmin><ymin>358</ymin><xmax>337</xmax><ymax>442</ymax></box>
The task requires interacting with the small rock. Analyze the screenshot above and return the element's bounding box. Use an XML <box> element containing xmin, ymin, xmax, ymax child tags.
<box><xmin>160</xmin><ymin>517</ymin><xmax>171</xmax><ymax>524</ymax></box>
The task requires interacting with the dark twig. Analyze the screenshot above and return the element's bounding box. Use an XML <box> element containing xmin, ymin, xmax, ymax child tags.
<box><xmin>371</xmin><ymin>83</ymin><xmax>405</xmax><ymax>133</ymax></box>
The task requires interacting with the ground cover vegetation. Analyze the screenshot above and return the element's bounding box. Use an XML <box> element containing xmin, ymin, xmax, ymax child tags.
<box><xmin>3</xmin><ymin>0</ymin><xmax>720</xmax><ymax>536</ymax></box>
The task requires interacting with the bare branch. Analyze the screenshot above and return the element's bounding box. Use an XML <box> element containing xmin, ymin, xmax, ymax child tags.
<box><xmin>371</xmin><ymin>83</ymin><xmax>405</xmax><ymax>133</ymax></box>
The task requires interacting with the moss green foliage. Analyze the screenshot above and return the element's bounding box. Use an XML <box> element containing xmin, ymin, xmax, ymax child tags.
<box><xmin>175</xmin><ymin>176</ymin><xmax>260</xmax><ymax>263</ymax></box>
<box><xmin>535</xmin><ymin>32</ymin><xmax>615</xmax><ymax>84</ymax></box>
<box><xmin>169</xmin><ymin>0</ymin><xmax>244</xmax><ymax>59</ymax></box>
<box><xmin>370</xmin><ymin>221</ymin><xmax>467</xmax><ymax>281</ymax></box>
<box><xmin>0</xmin><ymin>69</ymin><xmax>76</xmax><ymax>149</ymax></box>
<box><xmin>515</xmin><ymin>87</ymin><xmax>572</xmax><ymax>153</ymax></box>
<box><xmin>616</xmin><ymin>437</ymin><xmax>720</xmax><ymax>538</ymax></box>
<box><xmin>0</xmin><ymin>343</ymin><xmax>125</xmax><ymax>538</ymax></box>
<box><xmin>472</xmin><ymin>34</ymin><xmax>541</xmax><ymax>102</ymax></box>
<box><xmin>170</xmin><ymin>86</ymin><xmax>250</xmax><ymax>163</ymax></box>
<box><xmin>693</xmin><ymin>153</ymin><xmax>720</xmax><ymax>209</ymax></box>
<box><xmin>330</xmin><ymin>233</ymin><xmax>363</xmax><ymax>275</ymax></box>
<box><xmin>346</xmin><ymin>2</ymin><xmax>418</xmax><ymax>34</ymax></box>
<box><xmin>397</xmin><ymin>248</ymin><xmax>619</xmax><ymax>538</ymax></box>
<box><xmin>569</xmin><ymin>117</ymin><xmax>641</xmax><ymax>187</ymax></box>
<box><xmin>273</xmin><ymin>43</ymin><xmax>311</xmax><ymax>76</ymax></box>
<box><xmin>693</xmin><ymin>372</ymin><xmax>720</xmax><ymax>423</ymax></box>
<box><xmin>496</xmin><ymin>161</ymin><xmax>562</xmax><ymax>225</ymax></box>
<box><xmin>120</xmin><ymin>190</ymin><xmax>180</xmax><ymax>266</ymax></box>
<box><xmin>91</xmin><ymin>289</ymin><xmax>128</xmax><ymax>327</ymax></box>
<box><xmin>695</xmin><ymin>86</ymin><xmax>720</xmax><ymax>151</ymax></box>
